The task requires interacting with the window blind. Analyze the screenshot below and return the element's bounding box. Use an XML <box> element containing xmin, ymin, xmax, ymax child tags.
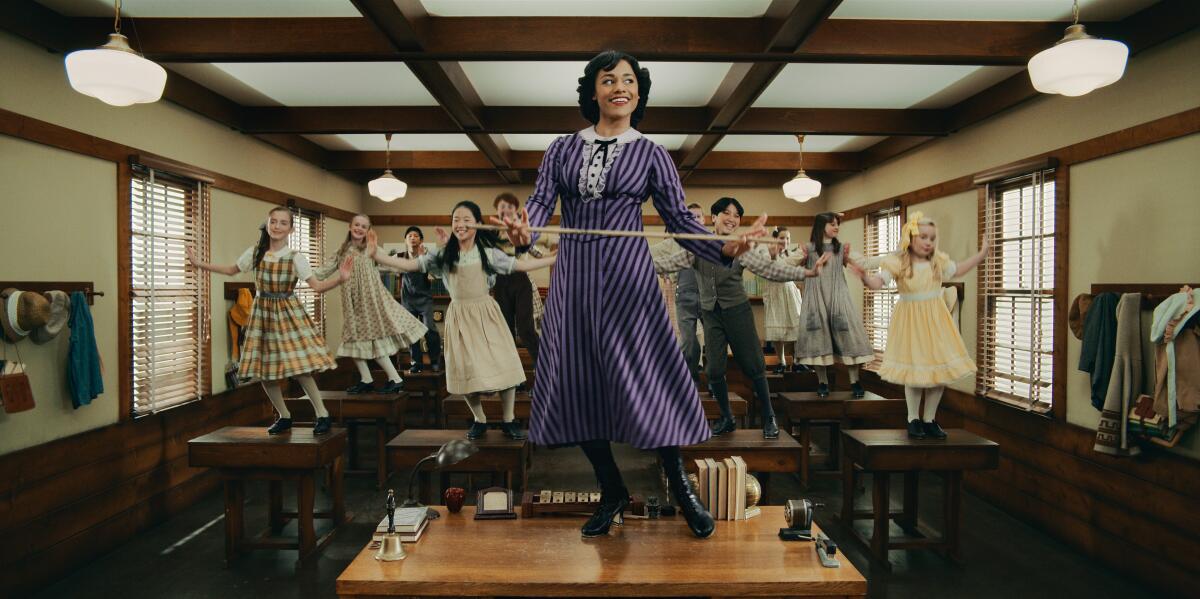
<box><xmin>863</xmin><ymin>207</ymin><xmax>901</xmax><ymax>370</ymax></box>
<box><xmin>289</xmin><ymin>208</ymin><xmax>326</xmax><ymax>336</ymax></box>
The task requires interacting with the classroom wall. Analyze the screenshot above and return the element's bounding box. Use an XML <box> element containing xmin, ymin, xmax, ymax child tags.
<box><xmin>0</xmin><ymin>31</ymin><xmax>362</xmax><ymax>455</ymax></box>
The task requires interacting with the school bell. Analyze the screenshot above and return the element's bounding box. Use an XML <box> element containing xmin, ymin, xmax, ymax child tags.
<box><xmin>375</xmin><ymin>532</ymin><xmax>407</xmax><ymax>561</ymax></box>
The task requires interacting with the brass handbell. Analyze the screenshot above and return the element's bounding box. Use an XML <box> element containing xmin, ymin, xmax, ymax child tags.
<box><xmin>375</xmin><ymin>532</ymin><xmax>406</xmax><ymax>561</ymax></box>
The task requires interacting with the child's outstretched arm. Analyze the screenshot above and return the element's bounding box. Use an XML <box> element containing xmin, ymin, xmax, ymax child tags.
<box><xmin>848</xmin><ymin>260</ymin><xmax>886</xmax><ymax>290</ymax></box>
<box><xmin>740</xmin><ymin>247</ymin><xmax>829</xmax><ymax>281</ymax></box>
<box><xmin>305</xmin><ymin>256</ymin><xmax>353</xmax><ymax>294</ymax></box>
<box><xmin>186</xmin><ymin>246</ymin><xmax>240</xmax><ymax>276</ymax></box>
<box><xmin>366</xmin><ymin>230</ymin><xmax>421</xmax><ymax>272</ymax></box>
<box><xmin>951</xmin><ymin>235</ymin><xmax>991</xmax><ymax>278</ymax></box>
<box><xmin>515</xmin><ymin>254</ymin><xmax>556</xmax><ymax>272</ymax></box>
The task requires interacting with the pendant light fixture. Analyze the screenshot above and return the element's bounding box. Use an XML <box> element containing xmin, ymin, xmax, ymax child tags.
<box><xmin>368</xmin><ymin>133</ymin><xmax>408</xmax><ymax>202</ymax></box>
<box><xmin>64</xmin><ymin>0</ymin><xmax>167</xmax><ymax>107</ymax></box>
<box><xmin>1027</xmin><ymin>0</ymin><xmax>1128</xmax><ymax>97</ymax></box>
<box><xmin>782</xmin><ymin>134</ymin><xmax>821</xmax><ymax>203</ymax></box>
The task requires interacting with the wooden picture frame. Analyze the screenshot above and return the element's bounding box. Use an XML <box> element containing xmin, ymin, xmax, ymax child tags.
<box><xmin>474</xmin><ymin>487</ymin><xmax>517</xmax><ymax>520</ymax></box>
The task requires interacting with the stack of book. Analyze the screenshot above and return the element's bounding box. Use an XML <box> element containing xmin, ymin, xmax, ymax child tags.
<box><xmin>693</xmin><ymin>456</ymin><xmax>759</xmax><ymax>520</ymax></box>
<box><xmin>373</xmin><ymin>506</ymin><xmax>430</xmax><ymax>542</ymax></box>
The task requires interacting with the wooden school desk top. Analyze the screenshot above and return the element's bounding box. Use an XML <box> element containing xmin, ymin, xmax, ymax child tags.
<box><xmin>336</xmin><ymin>506</ymin><xmax>866</xmax><ymax>598</ymax></box>
<box><xmin>188</xmin><ymin>426</ymin><xmax>347</xmax><ymax>469</ymax></box>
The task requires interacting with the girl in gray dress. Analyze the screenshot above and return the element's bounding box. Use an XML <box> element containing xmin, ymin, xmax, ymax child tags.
<box><xmin>795</xmin><ymin>212</ymin><xmax>874</xmax><ymax>398</ymax></box>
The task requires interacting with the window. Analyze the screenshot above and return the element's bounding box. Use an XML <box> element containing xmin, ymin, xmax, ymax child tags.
<box><xmin>977</xmin><ymin>168</ymin><xmax>1056</xmax><ymax>413</ymax></box>
<box><xmin>289</xmin><ymin>207</ymin><xmax>326</xmax><ymax>335</ymax></box>
<box><xmin>863</xmin><ymin>206</ymin><xmax>901</xmax><ymax>369</ymax></box>
<box><xmin>129</xmin><ymin>166</ymin><xmax>210</xmax><ymax>416</ymax></box>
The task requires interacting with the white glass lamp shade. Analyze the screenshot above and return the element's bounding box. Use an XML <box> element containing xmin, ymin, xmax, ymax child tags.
<box><xmin>783</xmin><ymin>172</ymin><xmax>822</xmax><ymax>203</ymax></box>
<box><xmin>1028</xmin><ymin>27</ymin><xmax>1128</xmax><ymax>97</ymax></box>
<box><xmin>369</xmin><ymin>170</ymin><xmax>408</xmax><ymax>202</ymax></box>
<box><xmin>65</xmin><ymin>34</ymin><xmax>167</xmax><ymax>107</ymax></box>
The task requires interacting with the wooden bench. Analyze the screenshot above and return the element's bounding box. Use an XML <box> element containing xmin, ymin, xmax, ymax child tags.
<box><xmin>680</xmin><ymin>429</ymin><xmax>803</xmax><ymax>504</ymax></box>
<box><xmin>386</xmin><ymin>429</ymin><xmax>531</xmax><ymax>504</ymax></box>
<box><xmin>780</xmin><ymin>390</ymin><xmax>907</xmax><ymax>488</ymax></box>
<box><xmin>438</xmin><ymin>392</ymin><xmax>749</xmax><ymax>429</ymax></box>
<box><xmin>285</xmin><ymin>390</ymin><xmax>407</xmax><ymax>489</ymax></box>
<box><xmin>336</xmin><ymin>506</ymin><xmax>865</xmax><ymax>598</ymax></box>
<box><xmin>839</xmin><ymin>428</ymin><xmax>999</xmax><ymax>569</ymax></box>
<box><xmin>188</xmin><ymin>426</ymin><xmax>350</xmax><ymax>568</ymax></box>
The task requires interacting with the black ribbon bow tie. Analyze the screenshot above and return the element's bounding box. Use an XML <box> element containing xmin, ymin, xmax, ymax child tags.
<box><xmin>592</xmin><ymin>138</ymin><xmax>617</xmax><ymax>165</ymax></box>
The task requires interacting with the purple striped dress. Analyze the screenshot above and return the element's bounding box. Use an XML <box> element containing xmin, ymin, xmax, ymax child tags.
<box><xmin>526</xmin><ymin>128</ymin><xmax>727</xmax><ymax>449</ymax></box>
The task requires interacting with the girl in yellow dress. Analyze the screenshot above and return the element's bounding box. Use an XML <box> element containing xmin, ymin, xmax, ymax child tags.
<box><xmin>850</xmin><ymin>213</ymin><xmax>990</xmax><ymax>439</ymax></box>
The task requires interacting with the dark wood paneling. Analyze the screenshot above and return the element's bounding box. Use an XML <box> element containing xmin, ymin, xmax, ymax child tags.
<box><xmin>367</xmin><ymin>214</ymin><xmax>815</xmax><ymax>227</ymax></box>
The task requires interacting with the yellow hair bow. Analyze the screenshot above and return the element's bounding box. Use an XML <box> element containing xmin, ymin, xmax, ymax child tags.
<box><xmin>900</xmin><ymin>211</ymin><xmax>924</xmax><ymax>253</ymax></box>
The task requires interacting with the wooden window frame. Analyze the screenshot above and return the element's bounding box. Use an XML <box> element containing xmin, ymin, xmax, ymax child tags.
<box><xmin>118</xmin><ymin>161</ymin><xmax>213</xmax><ymax>420</ymax></box>
<box><xmin>974</xmin><ymin>161</ymin><xmax>1068</xmax><ymax>420</ymax></box>
<box><xmin>862</xmin><ymin>203</ymin><xmax>905</xmax><ymax>370</ymax></box>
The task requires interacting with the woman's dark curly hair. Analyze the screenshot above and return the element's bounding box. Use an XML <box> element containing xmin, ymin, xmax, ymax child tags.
<box><xmin>577</xmin><ymin>50</ymin><xmax>651</xmax><ymax>128</ymax></box>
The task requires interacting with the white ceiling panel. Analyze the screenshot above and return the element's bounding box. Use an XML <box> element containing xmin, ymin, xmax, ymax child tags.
<box><xmin>829</xmin><ymin>0</ymin><xmax>1157</xmax><ymax>21</ymax></box>
<box><xmin>643</xmin><ymin>134</ymin><xmax>689</xmax><ymax>151</ymax></box>
<box><xmin>461</xmin><ymin>62</ymin><xmax>735</xmax><ymax>107</ymax></box>
<box><xmin>37</xmin><ymin>0</ymin><xmax>362</xmax><ymax>17</ymax></box>
<box><xmin>305</xmin><ymin>134</ymin><xmax>479</xmax><ymax>152</ymax></box>
<box><xmin>421</xmin><ymin>0</ymin><xmax>773</xmax><ymax>17</ymax></box>
<box><xmin>754</xmin><ymin>63</ymin><xmax>1023</xmax><ymax>109</ymax></box>
<box><xmin>193</xmin><ymin>63</ymin><xmax>438</xmax><ymax>107</ymax></box>
<box><xmin>503</xmin><ymin>134</ymin><xmax>564</xmax><ymax>151</ymax></box>
<box><xmin>716</xmin><ymin>135</ymin><xmax>887</xmax><ymax>153</ymax></box>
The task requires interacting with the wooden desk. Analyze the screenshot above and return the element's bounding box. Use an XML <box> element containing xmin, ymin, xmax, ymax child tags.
<box><xmin>188</xmin><ymin>426</ymin><xmax>350</xmax><ymax>568</ymax></box>
<box><xmin>839</xmin><ymin>429</ymin><xmax>999</xmax><ymax>568</ymax></box>
<box><xmin>286</xmin><ymin>391</ymin><xmax>407</xmax><ymax>489</ymax></box>
<box><xmin>437</xmin><ymin>393</ymin><xmax>750</xmax><ymax>429</ymax></box>
<box><xmin>780</xmin><ymin>391</ymin><xmax>907</xmax><ymax>488</ymax></box>
<box><xmin>387</xmin><ymin>429</ymin><xmax>531</xmax><ymax>503</ymax></box>
<box><xmin>336</xmin><ymin>506</ymin><xmax>865</xmax><ymax>598</ymax></box>
<box><xmin>680</xmin><ymin>430</ymin><xmax>802</xmax><ymax>504</ymax></box>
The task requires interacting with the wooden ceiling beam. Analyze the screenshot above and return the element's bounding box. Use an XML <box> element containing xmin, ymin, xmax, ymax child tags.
<box><xmin>239</xmin><ymin>106</ymin><xmax>947</xmax><ymax>136</ymax></box>
<box><xmin>349</xmin><ymin>0</ymin><xmax>519</xmax><ymax>184</ymax></box>
<box><xmin>678</xmin><ymin>0</ymin><xmax>843</xmax><ymax>179</ymax></box>
<box><xmin>38</xmin><ymin>16</ymin><xmax>1107</xmax><ymax>65</ymax></box>
<box><xmin>328</xmin><ymin>150</ymin><xmax>861</xmax><ymax>172</ymax></box>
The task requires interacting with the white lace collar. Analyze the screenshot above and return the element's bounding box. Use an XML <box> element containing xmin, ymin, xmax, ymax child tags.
<box><xmin>578</xmin><ymin>127</ymin><xmax>643</xmax><ymax>145</ymax></box>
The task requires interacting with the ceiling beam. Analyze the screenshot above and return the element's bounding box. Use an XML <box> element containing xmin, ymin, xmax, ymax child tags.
<box><xmin>45</xmin><ymin>16</ymin><xmax>1093</xmax><ymax>65</ymax></box>
<box><xmin>859</xmin><ymin>0</ymin><xmax>1200</xmax><ymax>169</ymax></box>
<box><xmin>678</xmin><ymin>0</ymin><xmax>843</xmax><ymax>180</ymax></box>
<box><xmin>327</xmin><ymin>150</ymin><xmax>862</xmax><ymax>173</ymax></box>
<box><xmin>240</xmin><ymin>106</ymin><xmax>947</xmax><ymax>136</ymax></box>
<box><xmin>349</xmin><ymin>0</ymin><xmax>519</xmax><ymax>184</ymax></box>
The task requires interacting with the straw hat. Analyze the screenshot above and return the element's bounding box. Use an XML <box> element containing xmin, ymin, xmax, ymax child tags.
<box><xmin>31</xmin><ymin>290</ymin><xmax>71</xmax><ymax>344</ymax></box>
<box><xmin>0</xmin><ymin>289</ymin><xmax>51</xmax><ymax>343</ymax></box>
<box><xmin>1068</xmin><ymin>293</ymin><xmax>1095</xmax><ymax>340</ymax></box>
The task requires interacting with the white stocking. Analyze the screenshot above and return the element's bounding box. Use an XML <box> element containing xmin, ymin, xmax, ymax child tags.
<box><xmin>815</xmin><ymin>365</ymin><xmax>829</xmax><ymax>385</ymax></box>
<box><xmin>500</xmin><ymin>387</ymin><xmax>517</xmax><ymax>423</ymax></box>
<box><xmin>296</xmin><ymin>374</ymin><xmax>329</xmax><ymax>418</ymax></box>
<box><xmin>923</xmin><ymin>385</ymin><xmax>945</xmax><ymax>422</ymax></box>
<box><xmin>354</xmin><ymin>359</ymin><xmax>373</xmax><ymax>384</ymax></box>
<box><xmin>375</xmin><ymin>356</ymin><xmax>403</xmax><ymax>383</ymax></box>
<box><xmin>465</xmin><ymin>394</ymin><xmax>487</xmax><ymax>423</ymax></box>
<box><xmin>904</xmin><ymin>386</ymin><xmax>923</xmax><ymax>422</ymax></box>
<box><xmin>262</xmin><ymin>381</ymin><xmax>290</xmax><ymax>419</ymax></box>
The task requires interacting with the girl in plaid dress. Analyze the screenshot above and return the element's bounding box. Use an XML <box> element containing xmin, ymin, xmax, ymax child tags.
<box><xmin>189</xmin><ymin>206</ymin><xmax>352</xmax><ymax>435</ymax></box>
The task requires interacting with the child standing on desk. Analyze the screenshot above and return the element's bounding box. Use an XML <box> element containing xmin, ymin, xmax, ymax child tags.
<box><xmin>850</xmin><ymin>212</ymin><xmax>990</xmax><ymax>439</ymax></box>
<box><xmin>188</xmin><ymin>206</ymin><xmax>352</xmax><ymax>436</ymax></box>
<box><xmin>368</xmin><ymin>201</ymin><xmax>556</xmax><ymax>441</ymax></box>
<box><xmin>318</xmin><ymin>214</ymin><xmax>427</xmax><ymax>395</ymax></box>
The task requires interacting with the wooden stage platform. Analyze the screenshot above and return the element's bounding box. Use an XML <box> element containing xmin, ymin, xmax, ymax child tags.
<box><xmin>337</xmin><ymin>506</ymin><xmax>866</xmax><ymax>598</ymax></box>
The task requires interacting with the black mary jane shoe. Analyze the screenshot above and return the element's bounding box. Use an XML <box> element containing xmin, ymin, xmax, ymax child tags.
<box><xmin>409</xmin><ymin>363</ymin><xmax>424</xmax><ymax>374</ymax></box>
<box><xmin>266</xmin><ymin>417</ymin><xmax>293</xmax><ymax>435</ymax></box>
<box><xmin>907</xmin><ymin>419</ymin><xmax>927</xmax><ymax>440</ymax></box>
<box><xmin>466</xmin><ymin>421</ymin><xmax>489</xmax><ymax>440</ymax></box>
<box><xmin>771</xmin><ymin>364</ymin><xmax>786</xmax><ymax>375</ymax></box>
<box><xmin>762</xmin><ymin>417</ymin><xmax>780</xmax><ymax>439</ymax></box>
<box><xmin>581</xmin><ymin>493</ymin><xmax>629</xmax><ymax>538</ymax></box>
<box><xmin>710</xmin><ymin>417</ymin><xmax>736</xmax><ymax>436</ymax></box>
<box><xmin>345</xmin><ymin>381</ymin><xmax>374</xmax><ymax>394</ymax></box>
<box><xmin>500</xmin><ymin>421</ymin><xmax>527</xmax><ymax>440</ymax></box>
<box><xmin>376</xmin><ymin>380</ymin><xmax>404</xmax><ymax>394</ymax></box>
<box><xmin>313</xmin><ymin>417</ymin><xmax>333</xmax><ymax>436</ymax></box>
<box><xmin>922</xmin><ymin>420</ymin><xmax>948</xmax><ymax>440</ymax></box>
<box><xmin>816</xmin><ymin>383</ymin><xmax>830</xmax><ymax>398</ymax></box>
<box><xmin>850</xmin><ymin>382</ymin><xmax>866</xmax><ymax>399</ymax></box>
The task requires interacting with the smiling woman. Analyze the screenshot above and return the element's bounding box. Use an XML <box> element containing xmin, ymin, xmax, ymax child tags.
<box><xmin>494</xmin><ymin>50</ymin><xmax>762</xmax><ymax>541</ymax></box>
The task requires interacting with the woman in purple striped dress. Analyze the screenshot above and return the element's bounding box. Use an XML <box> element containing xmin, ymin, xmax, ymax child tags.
<box><xmin>496</xmin><ymin>51</ymin><xmax>762</xmax><ymax>539</ymax></box>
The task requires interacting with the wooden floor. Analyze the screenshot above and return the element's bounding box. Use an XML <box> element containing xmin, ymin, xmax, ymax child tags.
<box><xmin>30</xmin><ymin>437</ymin><xmax>1157</xmax><ymax>599</ymax></box>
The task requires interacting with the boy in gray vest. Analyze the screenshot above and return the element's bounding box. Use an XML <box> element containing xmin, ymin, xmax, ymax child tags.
<box><xmin>392</xmin><ymin>227</ymin><xmax>442</xmax><ymax>373</ymax></box>
<box><xmin>674</xmin><ymin>203</ymin><xmax>706</xmax><ymax>379</ymax></box>
<box><xmin>652</xmin><ymin>197</ymin><xmax>826</xmax><ymax>438</ymax></box>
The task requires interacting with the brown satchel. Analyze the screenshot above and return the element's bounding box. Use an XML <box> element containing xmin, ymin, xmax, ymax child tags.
<box><xmin>0</xmin><ymin>369</ymin><xmax>34</xmax><ymax>413</ymax></box>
